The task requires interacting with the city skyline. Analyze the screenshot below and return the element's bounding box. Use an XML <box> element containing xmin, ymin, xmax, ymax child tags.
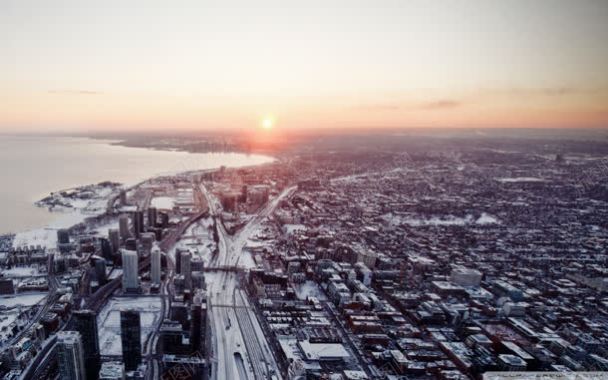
<box><xmin>1</xmin><ymin>0</ymin><xmax>608</xmax><ymax>133</ymax></box>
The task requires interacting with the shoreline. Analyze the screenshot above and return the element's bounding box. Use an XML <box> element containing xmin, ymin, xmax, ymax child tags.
<box><xmin>4</xmin><ymin>139</ymin><xmax>276</xmax><ymax>244</ymax></box>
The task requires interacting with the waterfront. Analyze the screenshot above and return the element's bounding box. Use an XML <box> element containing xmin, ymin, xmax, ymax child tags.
<box><xmin>0</xmin><ymin>135</ymin><xmax>273</xmax><ymax>234</ymax></box>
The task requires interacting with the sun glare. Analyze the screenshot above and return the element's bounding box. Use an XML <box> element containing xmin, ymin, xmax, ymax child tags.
<box><xmin>261</xmin><ymin>117</ymin><xmax>274</xmax><ymax>130</ymax></box>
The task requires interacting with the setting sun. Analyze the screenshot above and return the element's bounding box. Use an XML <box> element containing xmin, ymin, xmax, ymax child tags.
<box><xmin>261</xmin><ymin>117</ymin><xmax>274</xmax><ymax>130</ymax></box>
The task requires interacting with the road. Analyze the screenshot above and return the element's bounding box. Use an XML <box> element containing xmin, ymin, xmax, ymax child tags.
<box><xmin>5</xmin><ymin>254</ymin><xmax>58</xmax><ymax>351</ymax></box>
<box><xmin>202</xmin><ymin>183</ymin><xmax>295</xmax><ymax>380</ymax></box>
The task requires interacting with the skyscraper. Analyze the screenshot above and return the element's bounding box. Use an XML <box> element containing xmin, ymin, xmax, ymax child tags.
<box><xmin>190</xmin><ymin>301</ymin><xmax>202</xmax><ymax>354</ymax></box>
<box><xmin>175</xmin><ymin>248</ymin><xmax>183</xmax><ymax>274</ymax></box>
<box><xmin>147</xmin><ymin>206</ymin><xmax>157</xmax><ymax>228</ymax></box>
<box><xmin>57</xmin><ymin>331</ymin><xmax>86</xmax><ymax>380</ymax></box>
<box><xmin>121</xmin><ymin>249</ymin><xmax>139</xmax><ymax>292</ymax></box>
<box><xmin>132</xmin><ymin>210</ymin><xmax>144</xmax><ymax>239</ymax></box>
<box><xmin>72</xmin><ymin>310</ymin><xmax>101</xmax><ymax>380</ymax></box>
<box><xmin>118</xmin><ymin>214</ymin><xmax>130</xmax><ymax>241</ymax></box>
<box><xmin>100</xmin><ymin>237</ymin><xmax>112</xmax><ymax>260</ymax></box>
<box><xmin>57</xmin><ymin>229</ymin><xmax>70</xmax><ymax>244</ymax></box>
<box><xmin>140</xmin><ymin>232</ymin><xmax>155</xmax><ymax>256</ymax></box>
<box><xmin>108</xmin><ymin>229</ymin><xmax>120</xmax><ymax>254</ymax></box>
<box><xmin>119</xmin><ymin>189</ymin><xmax>127</xmax><ymax>206</ymax></box>
<box><xmin>151</xmin><ymin>247</ymin><xmax>162</xmax><ymax>285</ymax></box>
<box><xmin>120</xmin><ymin>310</ymin><xmax>141</xmax><ymax>371</ymax></box>
<box><xmin>93</xmin><ymin>256</ymin><xmax>108</xmax><ymax>286</ymax></box>
<box><xmin>181</xmin><ymin>250</ymin><xmax>192</xmax><ymax>290</ymax></box>
<box><xmin>57</xmin><ymin>228</ymin><xmax>71</xmax><ymax>253</ymax></box>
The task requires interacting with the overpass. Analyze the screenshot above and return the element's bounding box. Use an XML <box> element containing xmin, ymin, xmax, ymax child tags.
<box><xmin>202</xmin><ymin>265</ymin><xmax>243</xmax><ymax>273</ymax></box>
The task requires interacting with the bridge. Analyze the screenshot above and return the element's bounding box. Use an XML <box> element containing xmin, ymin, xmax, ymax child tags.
<box><xmin>159</xmin><ymin>209</ymin><xmax>209</xmax><ymax>252</ymax></box>
<box><xmin>202</xmin><ymin>265</ymin><xmax>243</xmax><ymax>273</ymax></box>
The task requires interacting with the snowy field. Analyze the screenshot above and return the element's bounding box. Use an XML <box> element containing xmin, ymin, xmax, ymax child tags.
<box><xmin>0</xmin><ymin>293</ymin><xmax>46</xmax><ymax>308</ymax></box>
<box><xmin>382</xmin><ymin>212</ymin><xmax>500</xmax><ymax>227</ymax></box>
<box><xmin>0</xmin><ymin>293</ymin><xmax>47</xmax><ymax>348</ymax></box>
<box><xmin>172</xmin><ymin>218</ymin><xmax>216</xmax><ymax>265</ymax></box>
<box><xmin>294</xmin><ymin>281</ymin><xmax>327</xmax><ymax>301</ymax></box>
<box><xmin>495</xmin><ymin>177</ymin><xmax>545</xmax><ymax>183</ymax></box>
<box><xmin>151</xmin><ymin>196</ymin><xmax>175</xmax><ymax>210</ymax></box>
<box><xmin>13</xmin><ymin>184</ymin><xmax>117</xmax><ymax>250</ymax></box>
<box><xmin>88</xmin><ymin>218</ymin><xmax>119</xmax><ymax>238</ymax></box>
<box><xmin>97</xmin><ymin>296</ymin><xmax>162</xmax><ymax>356</ymax></box>
<box><xmin>1</xmin><ymin>266</ymin><xmax>42</xmax><ymax>278</ymax></box>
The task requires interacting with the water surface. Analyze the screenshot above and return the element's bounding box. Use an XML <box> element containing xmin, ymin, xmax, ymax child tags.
<box><xmin>0</xmin><ymin>135</ymin><xmax>272</xmax><ymax>234</ymax></box>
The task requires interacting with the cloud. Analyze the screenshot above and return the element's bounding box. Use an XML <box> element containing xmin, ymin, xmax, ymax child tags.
<box><xmin>486</xmin><ymin>86</ymin><xmax>594</xmax><ymax>98</ymax></box>
<box><xmin>352</xmin><ymin>103</ymin><xmax>402</xmax><ymax>111</ymax></box>
<box><xmin>418</xmin><ymin>100</ymin><xmax>462</xmax><ymax>109</ymax></box>
<box><xmin>353</xmin><ymin>99</ymin><xmax>463</xmax><ymax>112</ymax></box>
<box><xmin>48</xmin><ymin>89</ymin><xmax>102</xmax><ymax>95</ymax></box>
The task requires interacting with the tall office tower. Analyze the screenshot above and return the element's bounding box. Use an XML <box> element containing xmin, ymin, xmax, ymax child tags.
<box><xmin>190</xmin><ymin>256</ymin><xmax>204</xmax><ymax>272</ymax></box>
<box><xmin>151</xmin><ymin>247</ymin><xmax>162</xmax><ymax>285</ymax></box>
<box><xmin>194</xmin><ymin>290</ymin><xmax>207</xmax><ymax>355</ymax></box>
<box><xmin>132</xmin><ymin>210</ymin><xmax>144</xmax><ymax>239</ymax></box>
<box><xmin>108</xmin><ymin>229</ymin><xmax>120</xmax><ymax>254</ymax></box>
<box><xmin>57</xmin><ymin>229</ymin><xmax>70</xmax><ymax>245</ymax></box>
<box><xmin>124</xmin><ymin>238</ymin><xmax>137</xmax><ymax>251</ymax></box>
<box><xmin>192</xmin><ymin>272</ymin><xmax>205</xmax><ymax>290</ymax></box>
<box><xmin>147</xmin><ymin>207</ymin><xmax>157</xmax><ymax>229</ymax></box>
<box><xmin>118</xmin><ymin>214</ymin><xmax>130</xmax><ymax>241</ymax></box>
<box><xmin>190</xmin><ymin>301</ymin><xmax>202</xmax><ymax>354</ymax></box>
<box><xmin>119</xmin><ymin>189</ymin><xmax>127</xmax><ymax>205</ymax></box>
<box><xmin>100</xmin><ymin>237</ymin><xmax>112</xmax><ymax>260</ymax></box>
<box><xmin>120</xmin><ymin>310</ymin><xmax>142</xmax><ymax>371</ymax></box>
<box><xmin>57</xmin><ymin>228</ymin><xmax>71</xmax><ymax>253</ymax></box>
<box><xmin>93</xmin><ymin>256</ymin><xmax>108</xmax><ymax>286</ymax></box>
<box><xmin>158</xmin><ymin>212</ymin><xmax>169</xmax><ymax>228</ymax></box>
<box><xmin>121</xmin><ymin>249</ymin><xmax>139</xmax><ymax>292</ymax></box>
<box><xmin>181</xmin><ymin>250</ymin><xmax>192</xmax><ymax>290</ymax></box>
<box><xmin>140</xmin><ymin>233</ymin><xmax>155</xmax><ymax>256</ymax></box>
<box><xmin>57</xmin><ymin>331</ymin><xmax>86</xmax><ymax>380</ymax></box>
<box><xmin>159</xmin><ymin>320</ymin><xmax>189</xmax><ymax>355</ymax></box>
<box><xmin>72</xmin><ymin>310</ymin><xmax>101</xmax><ymax>380</ymax></box>
<box><xmin>175</xmin><ymin>248</ymin><xmax>183</xmax><ymax>274</ymax></box>
<box><xmin>98</xmin><ymin>361</ymin><xmax>125</xmax><ymax>380</ymax></box>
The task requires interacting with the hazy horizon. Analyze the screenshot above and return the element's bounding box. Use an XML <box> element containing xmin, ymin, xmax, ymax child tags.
<box><xmin>2</xmin><ymin>0</ymin><xmax>608</xmax><ymax>134</ymax></box>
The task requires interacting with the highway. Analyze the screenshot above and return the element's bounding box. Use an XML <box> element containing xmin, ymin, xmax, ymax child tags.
<box><xmin>202</xmin><ymin>183</ymin><xmax>294</xmax><ymax>379</ymax></box>
<box><xmin>5</xmin><ymin>253</ymin><xmax>59</xmax><ymax>351</ymax></box>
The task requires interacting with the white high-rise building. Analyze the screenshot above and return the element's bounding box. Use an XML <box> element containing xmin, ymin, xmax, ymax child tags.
<box><xmin>57</xmin><ymin>331</ymin><xmax>86</xmax><ymax>380</ymax></box>
<box><xmin>151</xmin><ymin>247</ymin><xmax>161</xmax><ymax>285</ymax></box>
<box><xmin>121</xmin><ymin>249</ymin><xmax>139</xmax><ymax>291</ymax></box>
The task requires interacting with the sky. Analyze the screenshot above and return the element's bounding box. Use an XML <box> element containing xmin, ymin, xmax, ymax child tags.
<box><xmin>1</xmin><ymin>0</ymin><xmax>607</xmax><ymax>133</ymax></box>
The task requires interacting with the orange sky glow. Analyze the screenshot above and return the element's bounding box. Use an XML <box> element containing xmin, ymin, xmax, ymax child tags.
<box><xmin>1</xmin><ymin>0</ymin><xmax>607</xmax><ymax>133</ymax></box>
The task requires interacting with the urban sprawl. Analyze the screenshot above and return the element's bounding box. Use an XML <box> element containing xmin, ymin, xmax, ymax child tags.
<box><xmin>1</xmin><ymin>136</ymin><xmax>608</xmax><ymax>380</ymax></box>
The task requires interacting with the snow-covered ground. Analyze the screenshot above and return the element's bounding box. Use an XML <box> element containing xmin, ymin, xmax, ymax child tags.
<box><xmin>97</xmin><ymin>296</ymin><xmax>162</xmax><ymax>356</ymax></box>
<box><xmin>1</xmin><ymin>266</ymin><xmax>42</xmax><ymax>278</ymax></box>
<box><xmin>151</xmin><ymin>196</ymin><xmax>175</xmax><ymax>210</ymax></box>
<box><xmin>13</xmin><ymin>183</ymin><xmax>119</xmax><ymax>250</ymax></box>
<box><xmin>0</xmin><ymin>293</ymin><xmax>47</xmax><ymax>347</ymax></box>
<box><xmin>88</xmin><ymin>218</ymin><xmax>119</xmax><ymax>238</ymax></box>
<box><xmin>294</xmin><ymin>281</ymin><xmax>327</xmax><ymax>301</ymax></box>
<box><xmin>496</xmin><ymin>177</ymin><xmax>545</xmax><ymax>183</ymax></box>
<box><xmin>382</xmin><ymin>212</ymin><xmax>500</xmax><ymax>227</ymax></box>
<box><xmin>476</xmin><ymin>213</ymin><xmax>500</xmax><ymax>225</ymax></box>
<box><xmin>12</xmin><ymin>212</ymin><xmax>84</xmax><ymax>250</ymax></box>
<box><xmin>0</xmin><ymin>293</ymin><xmax>46</xmax><ymax>308</ymax></box>
<box><xmin>173</xmin><ymin>217</ymin><xmax>217</xmax><ymax>265</ymax></box>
